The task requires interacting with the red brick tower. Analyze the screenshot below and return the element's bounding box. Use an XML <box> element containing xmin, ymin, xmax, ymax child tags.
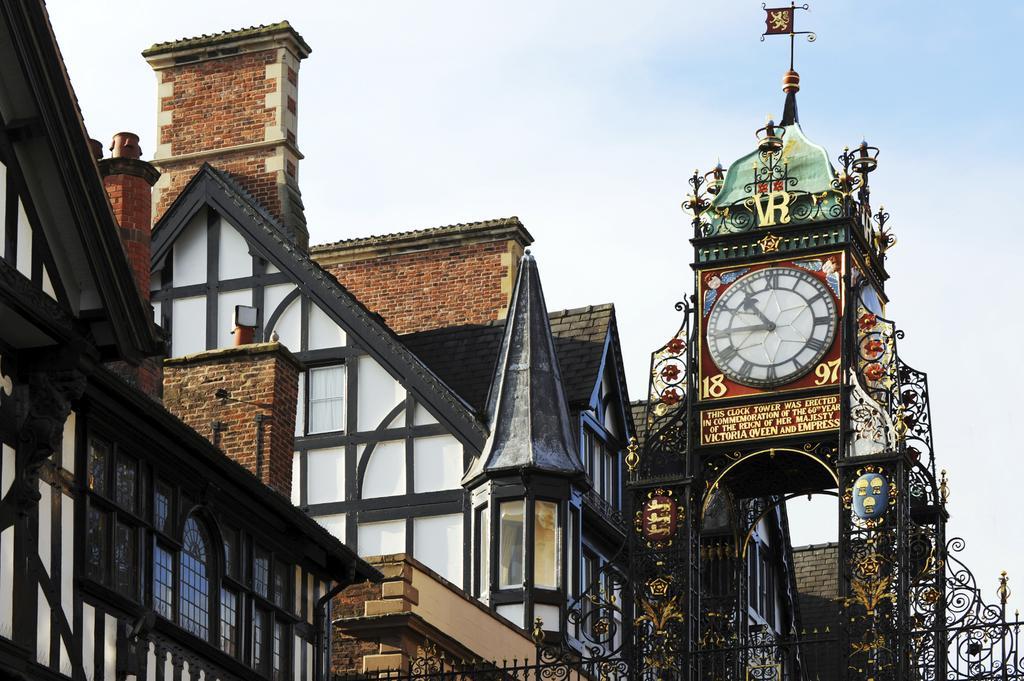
<box><xmin>143</xmin><ymin>22</ymin><xmax>310</xmax><ymax>248</ymax></box>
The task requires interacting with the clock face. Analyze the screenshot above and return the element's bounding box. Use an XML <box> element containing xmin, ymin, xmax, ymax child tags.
<box><xmin>706</xmin><ymin>267</ymin><xmax>837</xmax><ymax>388</ymax></box>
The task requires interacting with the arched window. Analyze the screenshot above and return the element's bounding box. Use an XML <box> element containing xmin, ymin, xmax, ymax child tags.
<box><xmin>180</xmin><ymin>515</ymin><xmax>211</xmax><ymax>639</ymax></box>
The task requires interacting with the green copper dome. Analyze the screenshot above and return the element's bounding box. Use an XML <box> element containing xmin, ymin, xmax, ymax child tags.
<box><xmin>699</xmin><ymin>123</ymin><xmax>844</xmax><ymax>236</ymax></box>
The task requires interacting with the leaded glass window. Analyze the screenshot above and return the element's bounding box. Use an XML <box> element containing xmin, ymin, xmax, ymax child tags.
<box><xmin>114</xmin><ymin>521</ymin><xmax>137</xmax><ymax>598</ymax></box>
<box><xmin>154</xmin><ymin>480</ymin><xmax>172</xmax><ymax>534</ymax></box>
<box><xmin>253</xmin><ymin>607</ymin><xmax>269</xmax><ymax>673</ymax></box>
<box><xmin>254</xmin><ymin>546</ymin><xmax>270</xmax><ymax>598</ymax></box>
<box><xmin>272</xmin><ymin>620</ymin><xmax>285</xmax><ymax>681</ymax></box>
<box><xmin>115</xmin><ymin>453</ymin><xmax>137</xmax><ymax>512</ymax></box>
<box><xmin>85</xmin><ymin>506</ymin><xmax>107</xmax><ymax>582</ymax></box>
<box><xmin>88</xmin><ymin>439</ymin><xmax>109</xmax><ymax>495</ymax></box>
<box><xmin>153</xmin><ymin>544</ymin><xmax>174</xmax><ymax>619</ymax></box>
<box><xmin>220</xmin><ymin>588</ymin><xmax>239</xmax><ymax>657</ymax></box>
<box><xmin>180</xmin><ymin>516</ymin><xmax>211</xmax><ymax>639</ymax></box>
<box><xmin>273</xmin><ymin>559</ymin><xmax>288</xmax><ymax>608</ymax></box>
<box><xmin>223</xmin><ymin>526</ymin><xmax>239</xmax><ymax>580</ymax></box>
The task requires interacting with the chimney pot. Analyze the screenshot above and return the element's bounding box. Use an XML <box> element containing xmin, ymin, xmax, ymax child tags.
<box><xmin>110</xmin><ymin>131</ymin><xmax>142</xmax><ymax>160</ymax></box>
<box><xmin>89</xmin><ymin>138</ymin><xmax>104</xmax><ymax>160</ymax></box>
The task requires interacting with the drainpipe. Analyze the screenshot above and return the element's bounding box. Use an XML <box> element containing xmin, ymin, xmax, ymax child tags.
<box><xmin>314</xmin><ymin>563</ymin><xmax>357</xmax><ymax>681</ymax></box>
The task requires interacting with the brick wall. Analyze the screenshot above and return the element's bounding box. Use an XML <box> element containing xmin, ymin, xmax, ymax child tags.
<box><xmin>311</xmin><ymin>220</ymin><xmax>533</xmax><ymax>335</ymax></box>
<box><xmin>162</xmin><ymin>343</ymin><xmax>301</xmax><ymax>497</ymax></box>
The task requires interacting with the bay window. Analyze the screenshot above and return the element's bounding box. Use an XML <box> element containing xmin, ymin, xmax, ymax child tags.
<box><xmin>498</xmin><ymin>500</ymin><xmax>525</xmax><ymax>589</ymax></box>
<box><xmin>534</xmin><ymin>501</ymin><xmax>559</xmax><ymax>589</ymax></box>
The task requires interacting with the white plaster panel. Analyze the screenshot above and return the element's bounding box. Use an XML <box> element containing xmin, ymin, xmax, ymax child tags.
<box><xmin>357</xmin><ymin>519</ymin><xmax>405</xmax><ymax>557</ymax></box>
<box><xmin>413</xmin><ymin>435</ymin><xmax>462</xmax><ymax>493</ymax></box>
<box><xmin>81</xmin><ymin>603</ymin><xmax>95</xmax><ymax>678</ymax></box>
<box><xmin>152</xmin><ymin>300</ymin><xmax>162</xmax><ymax>327</ymax></box>
<box><xmin>172</xmin><ymin>211</ymin><xmax>208</xmax><ymax>287</ymax></box>
<box><xmin>295</xmin><ymin>372</ymin><xmax>305</xmax><ymax>437</ymax></box>
<box><xmin>270</xmin><ymin>296</ymin><xmax>301</xmax><ymax>352</ymax></box>
<box><xmin>291</xmin><ymin>452</ymin><xmax>301</xmax><ymax>506</ymax></box>
<box><xmin>307</xmin><ymin>304</ymin><xmax>345</xmax><ymax>350</ymax></box>
<box><xmin>0</xmin><ymin>162</ymin><xmax>5</xmax><ymax>259</ymax></box>
<box><xmin>42</xmin><ymin>267</ymin><xmax>55</xmax><ymax>299</ymax></box>
<box><xmin>171</xmin><ymin>296</ymin><xmax>206</xmax><ymax>357</ymax></box>
<box><xmin>413</xmin><ymin>514</ymin><xmax>463</xmax><ymax>587</ymax></box>
<box><xmin>496</xmin><ymin>603</ymin><xmax>525</xmax><ymax>629</ymax></box>
<box><xmin>306</xmin><ymin>447</ymin><xmax>345</xmax><ymax>504</ymax></box>
<box><xmin>16</xmin><ymin>200</ymin><xmax>31</xmax><ymax>278</ymax></box>
<box><xmin>61</xmin><ymin>494</ymin><xmax>73</xmax><ymax>635</ymax></box>
<box><xmin>0</xmin><ymin>445</ymin><xmax>11</xmax><ymax>638</ymax></box>
<box><xmin>36</xmin><ymin>587</ymin><xmax>49</xmax><ymax>665</ymax></box>
<box><xmin>537</xmin><ymin>603</ymin><xmax>561</xmax><ymax>633</ymax></box>
<box><xmin>38</xmin><ymin>481</ymin><xmax>50</xmax><ymax>572</ymax></box>
<box><xmin>362</xmin><ymin>440</ymin><xmax>404</xmax><ymax>499</ymax></box>
<box><xmin>61</xmin><ymin>412</ymin><xmax>75</xmax><ymax>474</ymax></box>
<box><xmin>217</xmin><ymin>289</ymin><xmax>252</xmax><ymax>349</ymax></box>
<box><xmin>265</xmin><ymin>262</ymin><xmax>280</xmax><ymax>274</ymax></box>
<box><xmin>104</xmin><ymin>613</ymin><xmax>116</xmax><ymax>681</ymax></box>
<box><xmin>356</xmin><ymin>357</ymin><xmax>405</xmax><ymax>432</ymax></box>
<box><xmin>412</xmin><ymin>402</ymin><xmax>438</xmax><ymax>426</ymax></box>
<box><xmin>314</xmin><ymin>514</ymin><xmax>346</xmax><ymax>544</ymax></box>
<box><xmin>217</xmin><ymin>221</ymin><xmax>251</xmax><ymax>280</ymax></box>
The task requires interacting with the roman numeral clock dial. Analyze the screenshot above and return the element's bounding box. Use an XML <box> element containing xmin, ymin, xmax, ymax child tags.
<box><xmin>706</xmin><ymin>267</ymin><xmax>837</xmax><ymax>388</ymax></box>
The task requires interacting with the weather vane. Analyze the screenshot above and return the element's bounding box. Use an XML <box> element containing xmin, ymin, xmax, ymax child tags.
<box><xmin>761</xmin><ymin>2</ymin><xmax>816</xmax><ymax>71</ymax></box>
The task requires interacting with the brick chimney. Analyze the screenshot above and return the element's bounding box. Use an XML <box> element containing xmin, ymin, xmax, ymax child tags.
<box><xmin>99</xmin><ymin>132</ymin><xmax>163</xmax><ymax>397</ymax></box>
<box><xmin>98</xmin><ymin>132</ymin><xmax>160</xmax><ymax>301</ymax></box>
<box><xmin>143</xmin><ymin>22</ymin><xmax>310</xmax><ymax>248</ymax></box>
<box><xmin>162</xmin><ymin>343</ymin><xmax>301</xmax><ymax>498</ymax></box>
<box><xmin>310</xmin><ymin>218</ymin><xmax>533</xmax><ymax>334</ymax></box>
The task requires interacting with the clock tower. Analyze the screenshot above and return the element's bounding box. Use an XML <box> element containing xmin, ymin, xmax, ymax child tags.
<box><xmin>628</xmin><ymin>29</ymin><xmax>947</xmax><ymax>680</ymax></box>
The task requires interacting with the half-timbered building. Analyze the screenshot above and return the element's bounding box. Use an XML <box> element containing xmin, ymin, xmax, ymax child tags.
<box><xmin>0</xmin><ymin>4</ymin><xmax>379</xmax><ymax>681</ymax></box>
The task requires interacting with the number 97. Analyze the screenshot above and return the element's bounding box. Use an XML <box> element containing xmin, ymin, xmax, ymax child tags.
<box><xmin>814</xmin><ymin>359</ymin><xmax>841</xmax><ymax>385</ymax></box>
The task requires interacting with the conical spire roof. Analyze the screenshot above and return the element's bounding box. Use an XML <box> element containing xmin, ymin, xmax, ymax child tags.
<box><xmin>463</xmin><ymin>251</ymin><xmax>583</xmax><ymax>483</ymax></box>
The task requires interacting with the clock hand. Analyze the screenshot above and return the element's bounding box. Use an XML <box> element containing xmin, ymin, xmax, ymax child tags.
<box><xmin>739</xmin><ymin>297</ymin><xmax>776</xmax><ymax>330</ymax></box>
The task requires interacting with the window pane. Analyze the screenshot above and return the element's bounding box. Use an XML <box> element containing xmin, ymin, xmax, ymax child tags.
<box><xmin>154</xmin><ymin>481</ymin><xmax>172</xmax><ymax>534</ymax></box>
<box><xmin>253</xmin><ymin>608</ymin><xmax>269</xmax><ymax>672</ymax></box>
<box><xmin>477</xmin><ymin>506</ymin><xmax>489</xmax><ymax>597</ymax></box>
<box><xmin>498</xmin><ymin>500</ymin><xmax>524</xmax><ymax>589</ymax></box>
<box><xmin>272</xmin><ymin>620</ymin><xmax>285</xmax><ymax>681</ymax></box>
<box><xmin>220</xmin><ymin>589</ymin><xmax>238</xmax><ymax>657</ymax></box>
<box><xmin>115</xmin><ymin>454</ymin><xmax>137</xmax><ymax>512</ymax></box>
<box><xmin>153</xmin><ymin>544</ymin><xmax>174</xmax><ymax>619</ymax></box>
<box><xmin>88</xmin><ymin>439</ymin><xmax>109</xmax><ymax>495</ymax></box>
<box><xmin>223</xmin><ymin>526</ymin><xmax>239</xmax><ymax>580</ymax></box>
<box><xmin>534</xmin><ymin>501</ymin><xmax>559</xmax><ymax>589</ymax></box>
<box><xmin>86</xmin><ymin>507</ymin><xmax>108</xmax><ymax>582</ymax></box>
<box><xmin>180</xmin><ymin>517</ymin><xmax>210</xmax><ymax>639</ymax></box>
<box><xmin>254</xmin><ymin>546</ymin><xmax>270</xmax><ymax>598</ymax></box>
<box><xmin>273</xmin><ymin>560</ymin><xmax>288</xmax><ymax>608</ymax></box>
<box><xmin>114</xmin><ymin>521</ymin><xmax>137</xmax><ymax>599</ymax></box>
<box><xmin>308</xmin><ymin>366</ymin><xmax>344</xmax><ymax>434</ymax></box>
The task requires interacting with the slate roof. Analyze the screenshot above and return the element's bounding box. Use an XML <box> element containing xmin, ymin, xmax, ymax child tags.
<box><xmin>151</xmin><ymin>164</ymin><xmax>486</xmax><ymax>449</ymax></box>
<box><xmin>792</xmin><ymin>543</ymin><xmax>840</xmax><ymax>633</ymax></box>
<box><xmin>401</xmin><ymin>304</ymin><xmax>615</xmax><ymax>416</ymax></box>
<box><xmin>143</xmin><ymin>21</ymin><xmax>310</xmax><ymax>57</ymax></box>
<box><xmin>310</xmin><ymin>217</ymin><xmax>533</xmax><ymax>253</ymax></box>
<box><xmin>464</xmin><ymin>252</ymin><xmax>583</xmax><ymax>482</ymax></box>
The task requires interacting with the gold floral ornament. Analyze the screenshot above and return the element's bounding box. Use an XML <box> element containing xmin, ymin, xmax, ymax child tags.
<box><xmin>845</xmin><ymin>575</ymin><xmax>896</xmax><ymax>616</ymax></box>
<box><xmin>634</xmin><ymin>595</ymin><xmax>685</xmax><ymax>634</ymax></box>
<box><xmin>757</xmin><ymin>232</ymin><xmax>783</xmax><ymax>253</ymax></box>
<box><xmin>919</xmin><ymin>587</ymin><xmax>942</xmax><ymax>606</ymax></box>
<box><xmin>855</xmin><ymin>553</ymin><xmax>882</xmax><ymax>579</ymax></box>
<box><xmin>647</xmin><ymin>577</ymin><xmax>671</xmax><ymax>598</ymax></box>
<box><xmin>939</xmin><ymin>469</ymin><xmax>950</xmax><ymax>504</ymax></box>
<box><xmin>624</xmin><ymin>437</ymin><xmax>640</xmax><ymax>474</ymax></box>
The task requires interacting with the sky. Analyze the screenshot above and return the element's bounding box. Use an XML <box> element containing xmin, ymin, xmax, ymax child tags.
<box><xmin>47</xmin><ymin>1</ymin><xmax>1024</xmax><ymax>605</ymax></box>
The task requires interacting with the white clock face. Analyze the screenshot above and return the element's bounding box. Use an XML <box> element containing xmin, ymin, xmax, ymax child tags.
<box><xmin>706</xmin><ymin>267</ymin><xmax>837</xmax><ymax>388</ymax></box>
